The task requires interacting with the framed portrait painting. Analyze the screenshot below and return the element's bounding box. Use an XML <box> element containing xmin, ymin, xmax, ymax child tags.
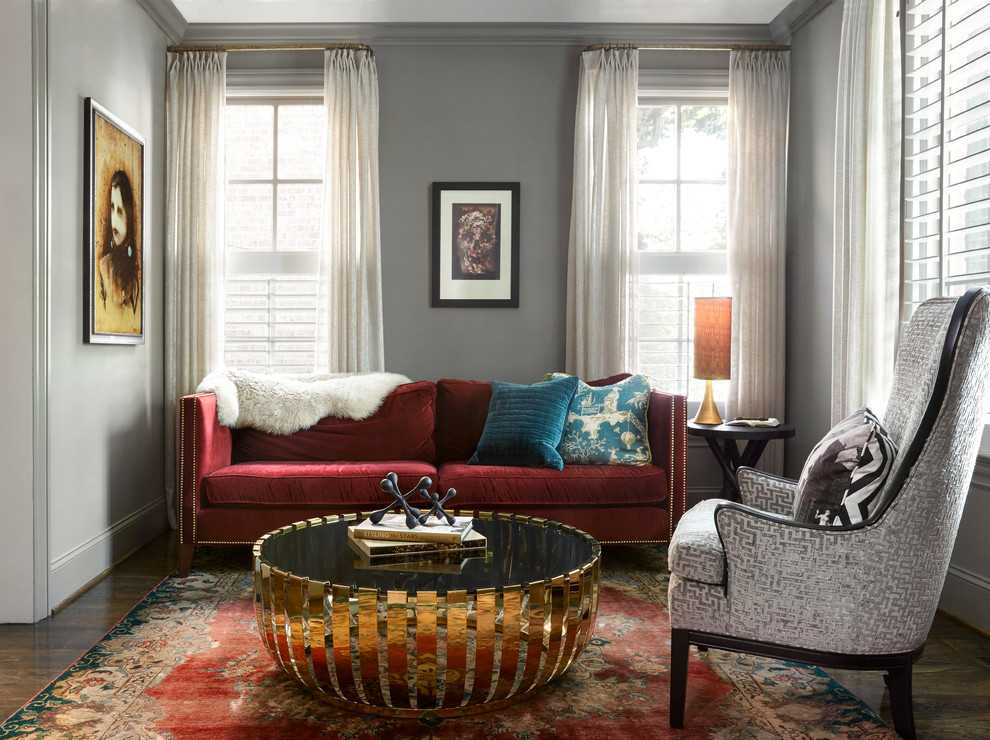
<box><xmin>84</xmin><ymin>97</ymin><xmax>145</xmax><ymax>344</ymax></box>
<box><xmin>431</xmin><ymin>182</ymin><xmax>520</xmax><ymax>307</ymax></box>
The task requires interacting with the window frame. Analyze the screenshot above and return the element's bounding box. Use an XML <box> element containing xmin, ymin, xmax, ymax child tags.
<box><xmin>901</xmin><ymin>0</ymin><xmax>990</xmax><ymax>450</ymax></box>
<box><xmin>222</xmin><ymin>89</ymin><xmax>326</xmax><ymax>373</ymax></box>
<box><xmin>636</xmin><ymin>73</ymin><xmax>730</xmax><ymax>409</ymax></box>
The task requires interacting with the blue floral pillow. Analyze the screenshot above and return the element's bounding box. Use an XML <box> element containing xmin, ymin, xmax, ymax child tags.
<box><xmin>545</xmin><ymin>373</ymin><xmax>652</xmax><ymax>465</ymax></box>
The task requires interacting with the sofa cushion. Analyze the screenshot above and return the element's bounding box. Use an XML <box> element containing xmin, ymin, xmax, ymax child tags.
<box><xmin>231</xmin><ymin>381</ymin><xmax>437</xmax><ymax>464</ymax></box>
<box><xmin>469</xmin><ymin>376</ymin><xmax>579</xmax><ymax>470</ymax></box>
<box><xmin>438</xmin><ymin>462</ymin><xmax>668</xmax><ymax>508</ymax></box>
<box><xmin>202</xmin><ymin>461</ymin><xmax>438</xmax><ymax>508</ymax></box>
<box><xmin>792</xmin><ymin>407</ymin><xmax>898</xmax><ymax>525</ymax></box>
<box><xmin>435</xmin><ymin>379</ymin><xmax>493</xmax><ymax>464</ymax></box>
<box><xmin>546</xmin><ymin>373</ymin><xmax>652</xmax><ymax>465</ymax></box>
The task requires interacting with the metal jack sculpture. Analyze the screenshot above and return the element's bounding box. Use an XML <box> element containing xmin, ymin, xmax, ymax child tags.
<box><xmin>371</xmin><ymin>473</ymin><xmax>459</xmax><ymax>529</ymax></box>
<box><xmin>372</xmin><ymin>473</ymin><xmax>430</xmax><ymax>529</ymax></box>
<box><xmin>418</xmin><ymin>487</ymin><xmax>457</xmax><ymax>526</ymax></box>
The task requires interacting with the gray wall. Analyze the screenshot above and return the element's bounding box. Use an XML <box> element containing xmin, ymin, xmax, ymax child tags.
<box><xmin>783</xmin><ymin>0</ymin><xmax>843</xmax><ymax>477</ymax></box>
<box><xmin>375</xmin><ymin>43</ymin><xmax>729</xmax><ymax>499</ymax></box>
<box><xmin>0</xmin><ymin>0</ymin><xmax>38</xmax><ymax>623</ymax></box>
<box><xmin>17</xmin><ymin>0</ymin><xmax>169</xmax><ymax>615</ymax></box>
<box><xmin>377</xmin><ymin>44</ymin><xmax>577</xmax><ymax>384</ymax></box>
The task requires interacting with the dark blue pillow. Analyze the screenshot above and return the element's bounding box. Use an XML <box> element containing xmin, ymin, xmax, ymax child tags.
<box><xmin>469</xmin><ymin>376</ymin><xmax>580</xmax><ymax>470</ymax></box>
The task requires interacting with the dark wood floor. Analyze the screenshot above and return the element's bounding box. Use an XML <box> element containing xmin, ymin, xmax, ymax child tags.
<box><xmin>2</xmin><ymin>531</ymin><xmax>990</xmax><ymax>738</ymax></box>
<box><xmin>0</xmin><ymin>530</ymin><xmax>183</xmax><ymax>722</ymax></box>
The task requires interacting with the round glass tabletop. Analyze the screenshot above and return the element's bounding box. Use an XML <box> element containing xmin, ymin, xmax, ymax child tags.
<box><xmin>255</xmin><ymin>513</ymin><xmax>598</xmax><ymax>595</ymax></box>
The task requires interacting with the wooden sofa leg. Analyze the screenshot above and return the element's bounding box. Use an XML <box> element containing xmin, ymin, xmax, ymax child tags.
<box><xmin>669</xmin><ymin>628</ymin><xmax>689</xmax><ymax>727</ymax></box>
<box><xmin>887</xmin><ymin>663</ymin><xmax>917</xmax><ymax>740</ymax></box>
<box><xmin>179</xmin><ymin>544</ymin><xmax>195</xmax><ymax>577</ymax></box>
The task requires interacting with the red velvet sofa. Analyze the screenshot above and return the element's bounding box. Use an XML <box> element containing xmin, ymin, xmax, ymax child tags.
<box><xmin>178</xmin><ymin>375</ymin><xmax>688</xmax><ymax>575</ymax></box>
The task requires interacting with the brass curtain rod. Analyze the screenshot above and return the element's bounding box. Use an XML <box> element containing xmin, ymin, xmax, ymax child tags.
<box><xmin>167</xmin><ymin>43</ymin><xmax>373</xmax><ymax>54</ymax></box>
<box><xmin>583</xmin><ymin>42</ymin><xmax>790</xmax><ymax>52</ymax></box>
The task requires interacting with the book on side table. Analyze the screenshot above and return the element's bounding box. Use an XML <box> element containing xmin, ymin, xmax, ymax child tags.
<box><xmin>724</xmin><ymin>417</ymin><xmax>781</xmax><ymax>428</ymax></box>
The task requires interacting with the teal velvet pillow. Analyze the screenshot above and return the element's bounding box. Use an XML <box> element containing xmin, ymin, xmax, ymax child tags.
<box><xmin>469</xmin><ymin>375</ymin><xmax>580</xmax><ymax>470</ymax></box>
<box><xmin>546</xmin><ymin>373</ymin><xmax>652</xmax><ymax>465</ymax></box>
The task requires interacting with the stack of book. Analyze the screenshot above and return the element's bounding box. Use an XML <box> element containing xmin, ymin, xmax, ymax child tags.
<box><xmin>347</xmin><ymin>513</ymin><xmax>486</xmax><ymax>570</ymax></box>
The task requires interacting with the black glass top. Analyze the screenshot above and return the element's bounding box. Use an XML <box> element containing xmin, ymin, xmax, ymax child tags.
<box><xmin>256</xmin><ymin>516</ymin><xmax>599</xmax><ymax>596</ymax></box>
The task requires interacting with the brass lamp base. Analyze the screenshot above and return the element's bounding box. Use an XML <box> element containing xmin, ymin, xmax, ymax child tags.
<box><xmin>694</xmin><ymin>379</ymin><xmax>723</xmax><ymax>425</ymax></box>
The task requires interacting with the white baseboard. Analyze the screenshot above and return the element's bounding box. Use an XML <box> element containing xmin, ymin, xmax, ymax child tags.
<box><xmin>940</xmin><ymin>564</ymin><xmax>990</xmax><ymax>634</ymax></box>
<box><xmin>939</xmin><ymin>460</ymin><xmax>990</xmax><ymax>633</ymax></box>
<box><xmin>49</xmin><ymin>498</ymin><xmax>169</xmax><ymax>613</ymax></box>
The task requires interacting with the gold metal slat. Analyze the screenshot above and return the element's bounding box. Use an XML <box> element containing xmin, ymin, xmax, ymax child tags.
<box><xmin>471</xmin><ymin>588</ymin><xmax>498</xmax><ymax>703</ymax></box>
<box><xmin>386</xmin><ymin>590</ymin><xmax>411</xmax><ymax>709</ymax></box>
<box><xmin>538</xmin><ymin>574</ymin><xmax>567</xmax><ymax>685</ymax></box>
<box><xmin>308</xmin><ymin>580</ymin><xmax>335</xmax><ymax>697</ymax></box>
<box><xmin>415</xmin><ymin>591</ymin><xmax>438</xmax><ymax>709</ymax></box>
<box><xmin>286</xmin><ymin>575</ymin><xmax>317</xmax><ymax>689</ymax></box>
<box><xmin>519</xmin><ymin>579</ymin><xmax>547</xmax><ymax>694</ymax></box>
<box><xmin>553</xmin><ymin>570</ymin><xmax>585</xmax><ymax>677</ymax></box>
<box><xmin>444</xmin><ymin>590</ymin><xmax>468</xmax><ymax>708</ymax></box>
<box><xmin>254</xmin><ymin>562</ymin><xmax>278</xmax><ymax>659</ymax></box>
<box><xmin>491</xmin><ymin>586</ymin><xmax>522</xmax><ymax>701</ymax></box>
<box><xmin>270</xmin><ymin>569</ymin><xmax>293</xmax><ymax>671</ymax></box>
<box><xmin>331</xmin><ymin>584</ymin><xmax>360</xmax><ymax>704</ymax></box>
<box><xmin>358</xmin><ymin>587</ymin><xmax>384</xmax><ymax>706</ymax></box>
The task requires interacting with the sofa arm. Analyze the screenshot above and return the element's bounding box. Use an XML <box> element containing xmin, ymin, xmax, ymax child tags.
<box><xmin>178</xmin><ymin>393</ymin><xmax>232</xmax><ymax>566</ymax></box>
<box><xmin>647</xmin><ymin>390</ymin><xmax>688</xmax><ymax>537</ymax></box>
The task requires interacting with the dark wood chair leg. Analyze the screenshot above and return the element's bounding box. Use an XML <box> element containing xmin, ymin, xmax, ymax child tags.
<box><xmin>669</xmin><ymin>628</ymin><xmax>689</xmax><ymax>727</ymax></box>
<box><xmin>179</xmin><ymin>543</ymin><xmax>195</xmax><ymax>577</ymax></box>
<box><xmin>887</xmin><ymin>663</ymin><xmax>917</xmax><ymax>740</ymax></box>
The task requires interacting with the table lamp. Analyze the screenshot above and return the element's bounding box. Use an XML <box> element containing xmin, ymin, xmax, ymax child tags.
<box><xmin>693</xmin><ymin>296</ymin><xmax>732</xmax><ymax>425</ymax></box>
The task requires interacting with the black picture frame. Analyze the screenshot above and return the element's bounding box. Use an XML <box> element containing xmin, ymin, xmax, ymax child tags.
<box><xmin>84</xmin><ymin>97</ymin><xmax>145</xmax><ymax>345</ymax></box>
<box><xmin>431</xmin><ymin>182</ymin><xmax>520</xmax><ymax>308</ymax></box>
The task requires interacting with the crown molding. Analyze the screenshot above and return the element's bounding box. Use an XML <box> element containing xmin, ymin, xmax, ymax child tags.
<box><xmin>768</xmin><ymin>0</ymin><xmax>835</xmax><ymax>44</ymax></box>
<box><xmin>177</xmin><ymin>22</ymin><xmax>775</xmax><ymax>47</ymax></box>
<box><xmin>134</xmin><ymin>0</ymin><xmax>188</xmax><ymax>44</ymax></box>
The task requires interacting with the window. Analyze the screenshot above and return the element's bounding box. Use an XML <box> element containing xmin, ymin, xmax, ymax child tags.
<box><xmin>903</xmin><ymin>0</ymin><xmax>990</xmax><ymax>319</ymax></box>
<box><xmin>636</xmin><ymin>95</ymin><xmax>729</xmax><ymax>403</ymax></box>
<box><xmin>223</xmin><ymin>99</ymin><xmax>325</xmax><ymax>373</ymax></box>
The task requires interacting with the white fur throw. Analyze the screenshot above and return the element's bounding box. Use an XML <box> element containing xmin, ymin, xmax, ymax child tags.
<box><xmin>196</xmin><ymin>369</ymin><xmax>412</xmax><ymax>435</ymax></box>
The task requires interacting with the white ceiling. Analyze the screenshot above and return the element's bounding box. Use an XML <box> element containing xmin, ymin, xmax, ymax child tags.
<box><xmin>166</xmin><ymin>0</ymin><xmax>796</xmax><ymax>26</ymax></box>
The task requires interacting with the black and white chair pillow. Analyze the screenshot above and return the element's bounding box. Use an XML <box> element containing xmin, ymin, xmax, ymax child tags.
<box><xmin>792</xmin><ymin>407</ymin><xmax>898</xmax><ymax>526</ymax></box>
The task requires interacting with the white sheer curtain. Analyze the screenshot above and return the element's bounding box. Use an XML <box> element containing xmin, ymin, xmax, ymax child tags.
<box><xmin>832</xmin><ymin>0</ymin><xmax>901</xmax><ymax>423</ymax></box>
<box><xmin>727</xmin><ymin>50</ymin><xmax>790</xmax><ymax>473</ymax></box>
<box><xmin>164</xmin><ymin>51</ymin><xmax>226</xmax><ymax>527</ymax></box>
<box><xmin>565</xmin><ymin>48</ymin><xmax>639</xmax><ymax>379</ymax></box>
<box><xmin>317</xmin><ymin>48</ymin><xmax>384</xmax><ymax>373</ymax></box>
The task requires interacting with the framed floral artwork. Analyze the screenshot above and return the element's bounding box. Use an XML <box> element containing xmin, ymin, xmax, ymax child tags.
<box><xmin>84</xmin><ymin>97</ymin><xmax>145</xmax><ymax>344</ymax></box>
<box><xmin>431</xmin><ymin>182</ymin><xmax>520</xmax><ymax>307</ymax></box>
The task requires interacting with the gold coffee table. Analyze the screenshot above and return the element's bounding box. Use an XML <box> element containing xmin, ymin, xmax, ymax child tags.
<box><xmin>252</xmin><ymin>511</ymin><xmax>601</xmax><ymax>717</ymax></box>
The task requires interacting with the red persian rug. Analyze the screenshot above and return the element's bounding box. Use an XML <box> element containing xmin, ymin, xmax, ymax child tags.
<box><xmin>1</xmin><ymin>547</ymin><xmax>896</xmax><ymax>739</ymax></box>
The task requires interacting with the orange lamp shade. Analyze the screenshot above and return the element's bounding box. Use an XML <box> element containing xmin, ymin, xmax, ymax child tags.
<box><xmin>693</xmin><ymin>297</ymin><xmax>732</xmax><ymax>380</ymax></box>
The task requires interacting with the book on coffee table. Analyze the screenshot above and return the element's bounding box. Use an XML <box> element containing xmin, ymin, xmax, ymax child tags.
<box><xmin>350</xmin><ymin>513</ymin><xmax>474</xmax><ymax>544</ymax></box>
<box><xmin>349</xmin><ymin>541</ymin><xmax>487</xmax><ymax>572</ymax></box>
<box><xmin>347</xmin><ymin>527</ymin><xmax>487</xmax><ymax>560</ymax></box>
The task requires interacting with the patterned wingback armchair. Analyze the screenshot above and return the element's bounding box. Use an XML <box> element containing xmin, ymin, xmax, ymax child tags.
<box><xmin>667</xmin><ymin>288</ymin><xmax>990</xmax><ymax>739</ymax></box>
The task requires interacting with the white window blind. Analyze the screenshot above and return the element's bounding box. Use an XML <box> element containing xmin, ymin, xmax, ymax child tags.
<box><xmin>223</xmin><ymin>99</ymin><xmax>325</xmax><ymax>373</ymax></box>
<box><xmin>903</xmin><ymin>0</ymin><xmax>990</xmax><ymax>318</ymax></box>
<box><xmin>636</xmin><ymin>88</ymin><xmax>729</xmax><ymax>402</ymax></box>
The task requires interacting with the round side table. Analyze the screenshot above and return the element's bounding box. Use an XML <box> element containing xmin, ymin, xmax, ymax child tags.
<box><xmin>687</xmin><ymin>420</ymin><xmax>795</xmax><ymax>502</ymax></box>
